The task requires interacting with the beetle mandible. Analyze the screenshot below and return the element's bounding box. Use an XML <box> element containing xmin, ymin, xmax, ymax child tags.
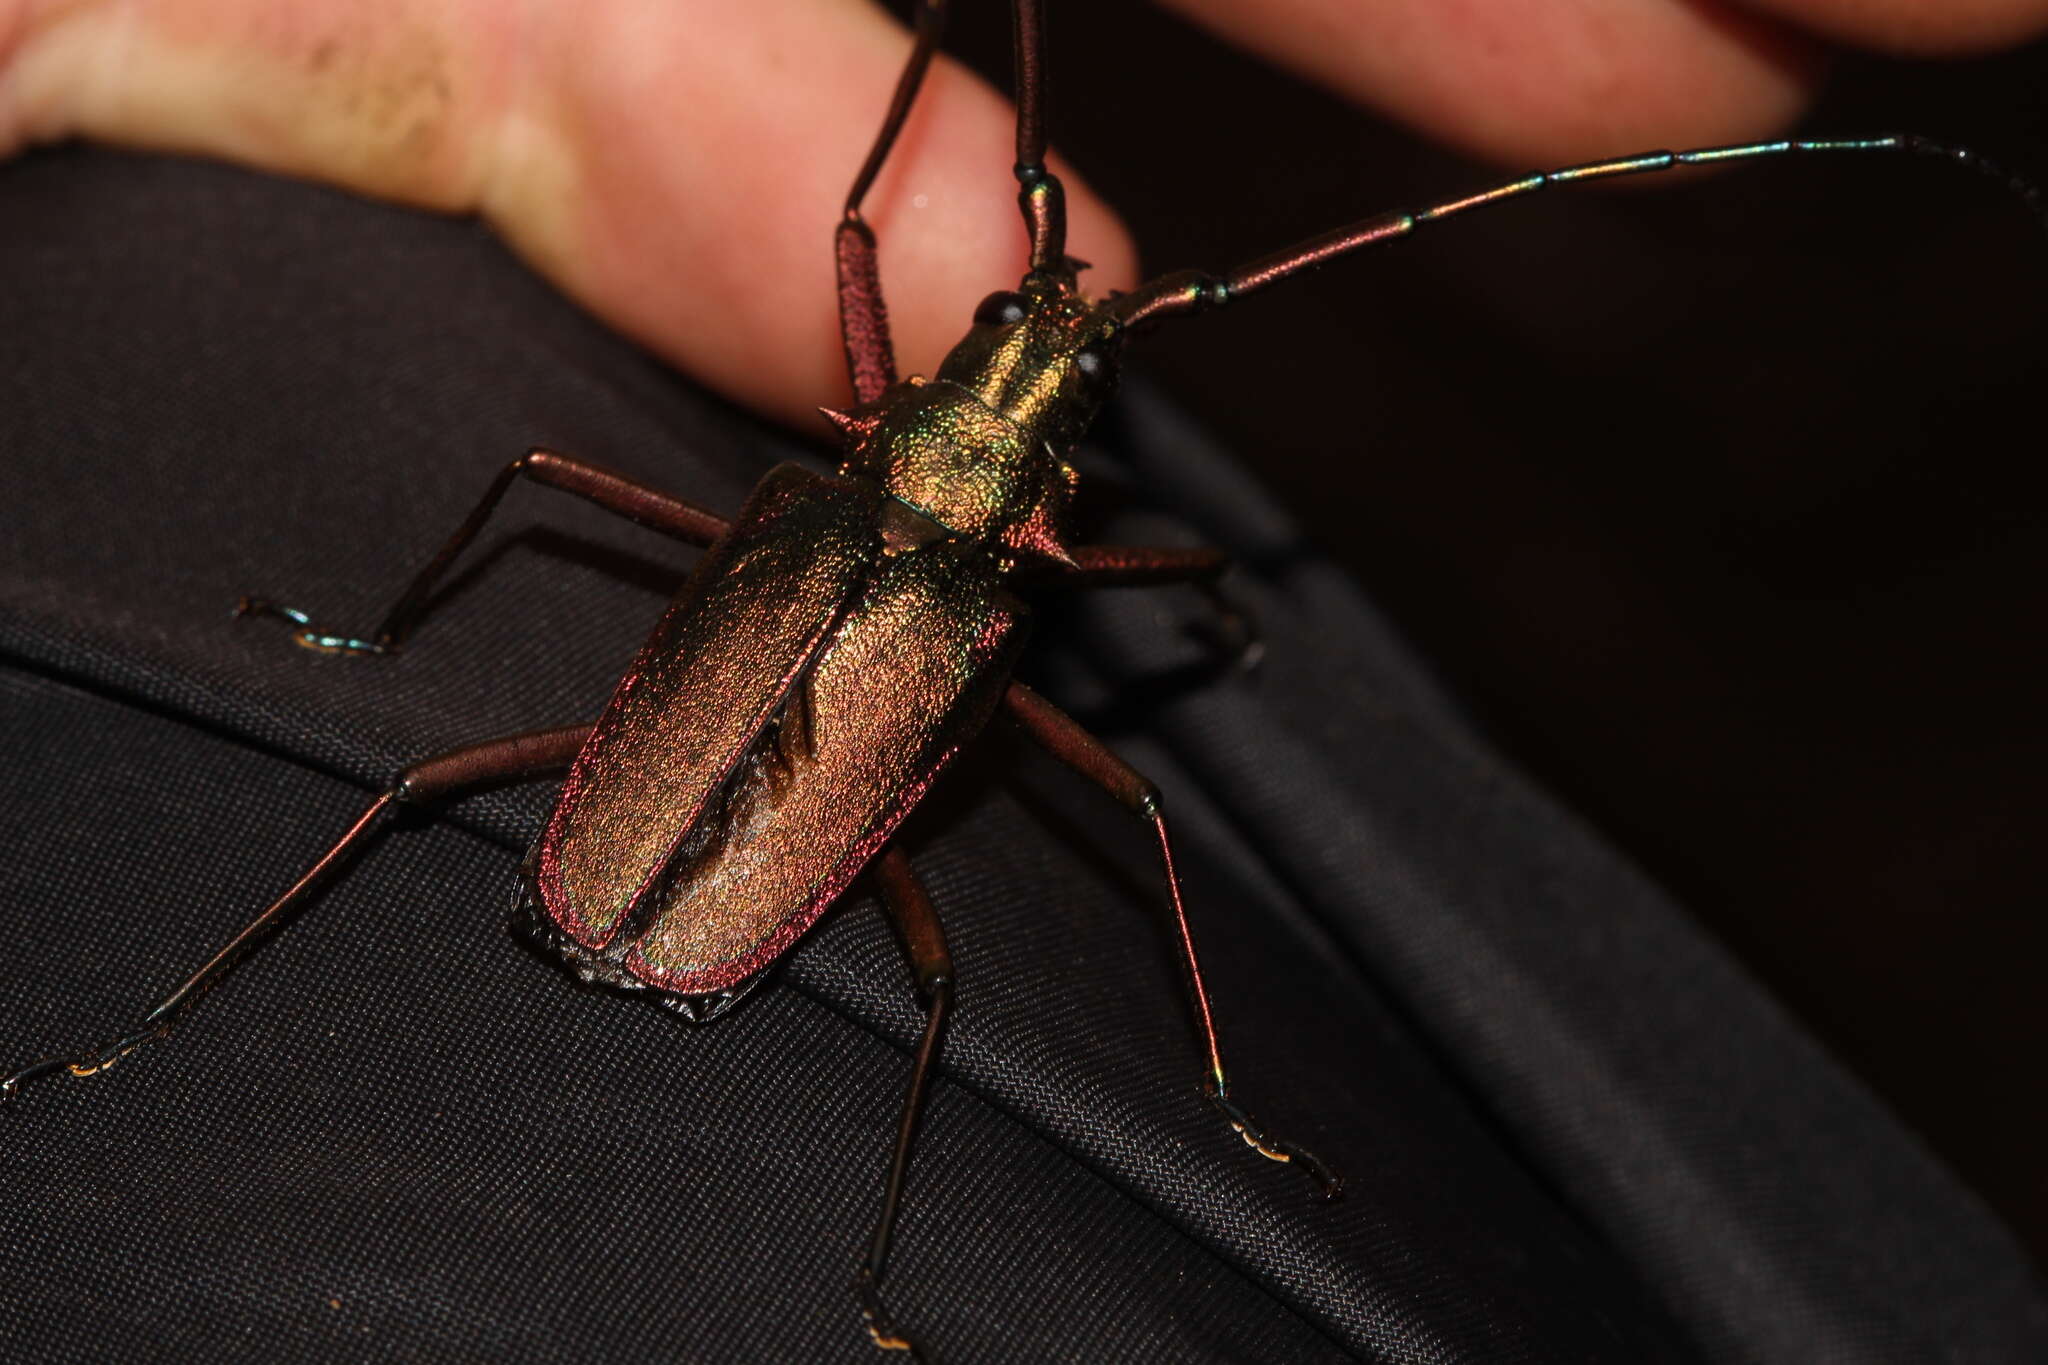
<box><xmin>5</xmin><ymin>0</ymin><xmax>2042</xmax><ymax>1358</ymax></box>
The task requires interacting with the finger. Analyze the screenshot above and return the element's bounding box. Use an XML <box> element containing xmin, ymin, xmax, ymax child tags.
<box><xmin>1735</xmin><ymin>0</ymin><xmax>2048</xmax><ymax>56</ymax></box>
<box><xmin>0</xmin><ymin>0</ymin><xmax>1137</xmax><ymax>429</ymax></box>
<box><xmin>1158</xmin><ymin>0</ymin><xmax>1824</xmax><ymax>168</ymax></box>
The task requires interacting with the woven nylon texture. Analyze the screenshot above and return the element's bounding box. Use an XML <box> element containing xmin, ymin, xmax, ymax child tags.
<box><xmin>2</xmin><ymin>148</ymin><xmax>2043</xmax><ymax>1362</ymax></box>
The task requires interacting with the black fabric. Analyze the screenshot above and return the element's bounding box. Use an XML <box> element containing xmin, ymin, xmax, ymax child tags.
<box><xmin>0</xmin><ymin>147</ymin><xmax>2040</xmax><ymax>1363</ymax></box>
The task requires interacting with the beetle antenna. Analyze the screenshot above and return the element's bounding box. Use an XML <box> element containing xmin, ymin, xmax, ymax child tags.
<box><xmin>1012</xmin><ymin>0</ymin><xmax>1072</xmax><ymax>283</ymax></box>
<box><xmin>838</xmin><ymin>0</ymin><xmax>950</xmax><ymax>404</ymax></box>
<box><xmin>1110</xmin><ymin>135</ymin><xmax>2048</xmax><ymax>327</ymax></box>
<box><xmin>844</xmin><ymin>1</ymin><xmax>948</xmax><ymax>218</ymax></box>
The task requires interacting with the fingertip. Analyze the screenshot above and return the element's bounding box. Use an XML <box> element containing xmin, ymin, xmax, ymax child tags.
<box><xmin>0</xmin><ymin>0</ymin><xmax>1136</xmax><ymax>433</ymax></box>
<box><xmin>865</xmin><ymin>61</ymin><xmax>1139</xmax><ymax>401</ymax></box>
<box><xmin>1161</xmin><ymin>0</ymin><xmax>1827</xmax><ymax>168</ymax></box>
<box><xmin>1743</xmin><ymin>0</ymin><xmax>2048</xmax><ymax>57</ymax></box>
<box><xmin>527</xmin><ymin>0</ymin><xmax>1135</xmax><ymax>433</ymax></box>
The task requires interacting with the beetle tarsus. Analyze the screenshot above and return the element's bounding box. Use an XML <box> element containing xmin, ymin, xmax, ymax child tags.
<box><xmin>0</xmin><ymin>1056</ymin><xmax>67</xmax><ymax>1106</ymax></box>
<box><xmin>856</xmin><ymin>1267</ymin><xmax>929</xmax><ymax>1360</ymax></box>
<box><xmin>2</xmin><ymin>1023</ymin><xmax>171</xmax><ymax>1108</ymax></box>
<box><xmin>233</xmin><ymin>596</ymin><xmax>391</xmax><ymax>656</ymax></box>
<box><xmin>1207</xmin><ymin>1085</ymin><xmax>1344</xmax><ymax>1202</ymax></box>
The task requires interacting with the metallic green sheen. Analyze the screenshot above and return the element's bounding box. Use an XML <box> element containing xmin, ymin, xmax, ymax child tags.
<box><xmin>839</xmin><ymin>275</ymin><xmax>1126</xmax><ymax>568</ymax></box>
<box><xmin>531</xmin><ymin>272</ymin><xmax>1129</xmax><ymax>1003</ymax></box>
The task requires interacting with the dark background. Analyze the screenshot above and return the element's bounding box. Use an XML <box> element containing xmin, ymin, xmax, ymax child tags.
<box><xmin>943</xmin><ymin>7</ymin><xmax>2048</xmax><ymax>1267</ymax></box>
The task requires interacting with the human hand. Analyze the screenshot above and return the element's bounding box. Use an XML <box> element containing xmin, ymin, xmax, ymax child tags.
<box><xmin>3</xmin><ymin>0</ymin><xmax>2043</xmax><ymax>427</ymax></box>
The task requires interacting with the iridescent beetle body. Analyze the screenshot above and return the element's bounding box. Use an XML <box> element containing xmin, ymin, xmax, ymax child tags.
<box><xmin>522</xmin><ymin>277</ymin><xmax>1119</xmax><ymax>1026</ymax></box>
<box><xmin>8</xmin><ymin>0</ymin><xmax>2039</xmax><ymax>1356</ymax></box>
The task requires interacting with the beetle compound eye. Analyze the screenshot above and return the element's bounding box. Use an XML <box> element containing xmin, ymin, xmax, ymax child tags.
<box><xmin>972</xmin><ymin>291</ymin><xmax>1031</xmax><ymax>328</ymax></box>
<box><xmin>1071</xmin><ymin>340</ymin><xmax>1116</xmax><ymax>398</ymax></box>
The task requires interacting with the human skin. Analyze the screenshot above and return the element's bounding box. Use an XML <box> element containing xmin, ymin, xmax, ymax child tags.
<box><xmin>2</xmin><ymin>0</ymin><xmax>2044</xmax><ymax>428</ymax></box>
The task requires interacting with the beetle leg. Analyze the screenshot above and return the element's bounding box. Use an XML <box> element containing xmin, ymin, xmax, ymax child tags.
<box><xmin>855</xmin><ymin>846</ymin><xmax>953</xmax><ymax>1361</ymax></box>
<box><xmin>1038</xmin><ymin>545</ymin><xmax>1261</xmax><ymax>671</ymax></box>
<box><xmin>836</xmin><ymin>1</ymin><xmax>949</xmax><ymax>405</ymax></box>
<box><xmin>237</xmin><ymin>448</ymin><xmax>731</xmax><ymax>655</ymax></box>
<box><xmin>1</xmin><ymin>724</ymin><xmax>591</xmax><ymax>1110</ymax></box>
<box><xmin>1002</xmin><ymin>683</ymin><xmax>1341</xmax><ymax>1200</ymax></box>
<box><xmin>1054</xmin><ymin>544</ymin><xmax>1227</xmax><ymax>588</ymax></box>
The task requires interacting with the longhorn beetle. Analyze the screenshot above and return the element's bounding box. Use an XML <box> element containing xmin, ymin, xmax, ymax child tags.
<box><xmin>5</xmin><ymin>0</ymin><xmax>2042</xmax><ymax>1358</ymax></box>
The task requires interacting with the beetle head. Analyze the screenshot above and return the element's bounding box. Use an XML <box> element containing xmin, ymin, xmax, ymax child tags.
<box><xmin>935</xmin><ymin>275</ymin><xmax>1124</xmax><ymax>457</ymax></box>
